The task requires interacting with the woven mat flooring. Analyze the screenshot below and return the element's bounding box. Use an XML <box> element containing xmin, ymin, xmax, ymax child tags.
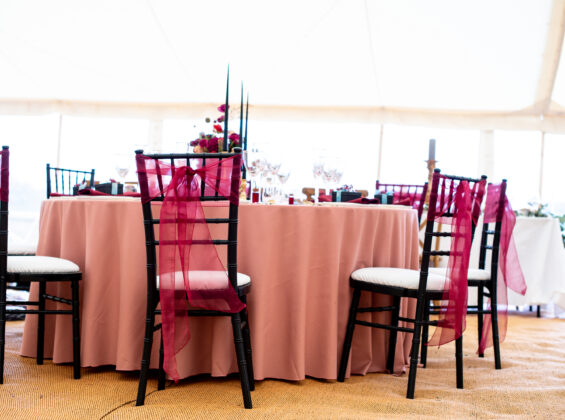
<box><xmin>1</xmin><ymin>314</ymin><xmax>564</xmax><ymax>420</ymax></box>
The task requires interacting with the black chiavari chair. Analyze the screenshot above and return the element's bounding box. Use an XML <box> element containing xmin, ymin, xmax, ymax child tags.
<box><xmin>338</xmin><ymin>169</ymin><xmax>478</xmax><ymax>399</ymax></box>
<box><xmin>1</xmin><ymin>147</ymin><xmax>81</xmax><ymax>383</ymax></box>
<box><xmin>134</xmin><ymin>148</ymin><xmax>254</xmax><ymax>408</ymax></box>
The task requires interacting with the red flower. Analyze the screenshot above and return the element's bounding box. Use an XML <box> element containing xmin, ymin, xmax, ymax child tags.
<box><xmin>217</xmin><ymin>115</ymin><xmax>224</xmax><ymax>123</ymax></box>
<box><xmin>229</xmin><ymin>133</ymin><xmax>239</xmax><ymax>143</ymax></box>
<box><xmin>217</xmin><ymin>104</ymin><xmax>229</xmax><ymax>113</ymax></box>
<box><xmin>213</xmin><ymin>124</ymin><xmax>223</xmax><ymax>133</ymax></box>
<box><xmin>207</xmin><ymin>137</ymin><xmax>219</xmax><ymax>152</ymax></box>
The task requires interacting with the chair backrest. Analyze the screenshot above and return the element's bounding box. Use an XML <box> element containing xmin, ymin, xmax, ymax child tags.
<box><xmin>478</xmin><ymin>180</ymin><xmax>507</xmax><ymax>279</ymax></box>
<box><xmin>420</xmin><ymin>169</ymin><xmax>480</xmax><ymax>290</ymax></box>
<box><xmin>0</xmin><ymin>146</ymin><xmax>9</xmax><ymax>278</ymax></box>
<box><xmin>134</xmin><ymin>149</ymin><xmax>242</xmax><ymax>302</ymax></box>
<box><xmin>375</xmin><ymin>181</ymin><xmax>428</xmax><ymax>221</ymax></box>
<box><xmin>46</xmin><ymin>164</ymin><xmax>95</xmax><ymax>198</ymax></box>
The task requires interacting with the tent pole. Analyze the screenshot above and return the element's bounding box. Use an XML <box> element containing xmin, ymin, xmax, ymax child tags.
<box><xmin>56</xmin><ymin>113</ymin><xmax>63</xmax><ymax>167</ymax></box>
<box><xmin>376</xmin><ymin>124</ymin><xmax>384</xmax><ymax>181</ymax></box>
<box><xmin>539</xmin><ymin>131</ymin><xmax>545</xmax><ymax>200</ymax></box>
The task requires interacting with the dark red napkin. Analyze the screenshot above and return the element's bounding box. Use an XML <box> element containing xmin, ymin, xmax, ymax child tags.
<box><xmin>395</xmin><ymin>197</ymin><xmax>412</xmax><ymax>206</ymax></box>
<box><xmin>48</xmin><ymin>193</ymin><xmax>72</xmax><ymax>197</ymax></box>
<box><xmin>77</xmin><ymin>188</ymin><xmax>141</xmax><ymax>197</ymax></box>
<box><xmin>349</xmin><ymin>197</ymin><xmax>381</xmax><ymax>204</ymax></box>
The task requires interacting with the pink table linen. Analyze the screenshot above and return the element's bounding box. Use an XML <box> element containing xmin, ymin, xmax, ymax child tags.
<box><xmin>21</xmin><ymin>198</ymin><xmax>419</xmax><ymax>380</ymax></box>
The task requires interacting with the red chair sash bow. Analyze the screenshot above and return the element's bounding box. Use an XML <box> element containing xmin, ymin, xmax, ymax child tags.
<box><xmin>136</xmin><ymin>154</ymin><xmax>245</xmax><ymax>381</ymax></box>
<box><xmin>428</xmin><ymin>176</ymin><xmax>473</xmax><ymax>346</ymax></box>
<box><xmin>478</xmin><ymin>183</ymin><xmax>526</xmax><ymax>353</ymax></box>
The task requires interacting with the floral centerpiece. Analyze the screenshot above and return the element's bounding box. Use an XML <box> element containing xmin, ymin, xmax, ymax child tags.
<box><xmin>190</xmin><ymin>105</ymin><xmax>240</xmax><ymax>153</ymax></box>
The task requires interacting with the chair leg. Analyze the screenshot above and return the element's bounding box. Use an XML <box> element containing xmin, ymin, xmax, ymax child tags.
<box><xmin>241</xmin><ymin>307</ymin><xmax>255</xmax><ymax>391</ymax></box>
<box><xmin>338</xmin><ymin>288</ymin><xmax>361</xmax><ymax>382</ymax></box>
<box><xmin>406</xmin><ymin>297</ymin><xmax>425</xmax><ymax>399</ymax></box>
<box><xmin>387</xmin><ymin>295</ymin><xmax>401</xmax><ymax>373</ymax></box>
<box><xmin>536</xmin><ymin>305</ymin><xmax>541</xmax><ymax>318</ymax></box>
<box><xmin>419</xmin><ymin>299</ymin><xmax>429</xmax><ymax>369</ymax></box>
<box><xmin>71</xmin><ymin>279</ymin><xmax>81</xmax><ymax>379</ymax></box>
<box><xmin>491</xmin><ymin>302</ymin><xmax>501</xmax><ymax>370</ymax></box>
<box><xmin>0</xmin><ymin>276</ymin><xmax>6</xmax><ymax>384</ymax></box>
<box><xmin>231</xmin><ymin>312</ymin><xmax>252</xmax><ymax>409</ymax></box>
<box><xmin>136</xmin><ymin>307</ymin><xmax>156</xmax><ymax>406</ymax></box>
<box><xmin>477</xmin><ymin>286</ymin><xmax>484</xmax><ymax>358</ymax></box>
<box><xmin>158</xmin><ymin>331</ymin><xmax>166</xmax><ymax>390</ymax></box>
<box><xmin>455</xmin><ymin>334</ymin><xmax>463</xmax><ymax>389</ymax></box>
<box><xmin>37</xmin><ymin>282</ymin><xmax>46</xmax><ymax>365</ymax></box>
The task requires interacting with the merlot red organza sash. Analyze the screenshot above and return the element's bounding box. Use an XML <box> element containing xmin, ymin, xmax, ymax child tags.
<box><xmin>377</xmin><ymin>183</ymin><xmax>426</xmax><ymax>211</ymax></box>
<box><xmin>428</xmin><ymin>176</ymin><xmax>473</xmax><ymax>346</ymax></box>
<box><xmin>471</xmin><ymin>178</ymin><xmax>487</xmax><ymax>227</ymax></box>
<box><xmin>136</xmin><ymin>154</ymin><xmax>245</xmax><ymax>381</ymax></box>
<box><xmin>478</xmin><ymin>183</ymin><xmax>526</xmax><ymax>353</ymax></box>
<box><xmin>0</xmin><ymin>147</ymin><xmax>8</xmax><ymax>202</ymax></box>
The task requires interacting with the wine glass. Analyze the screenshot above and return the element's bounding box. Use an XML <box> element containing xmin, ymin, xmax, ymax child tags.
<box><xmin>114</xmin><ymin>153</ymin><xmax>131</xmax><ymax>184</ymax></box>
<box><xmin>312</xmin><ymin>160</ymin><xmax>324</xmax><ymax>202</ymax></box>
<box><xmin>276</xmin><ymin>165</ymin><xmax>292</xmax><ymax>203</ymax></box>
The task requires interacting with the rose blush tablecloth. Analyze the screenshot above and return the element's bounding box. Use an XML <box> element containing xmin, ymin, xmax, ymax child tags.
<box><xmin>21</xmin><ymin>198</ymin><xmax>419</xmax><ymax>380</ymax></box>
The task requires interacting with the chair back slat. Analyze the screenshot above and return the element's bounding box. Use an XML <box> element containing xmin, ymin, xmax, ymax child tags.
<box><xmin>46</xmin><ymin>164</ymin><xmax>95</xmax><ymax>198</ymax></box>
<box><xmin>135</xmin><ymin>149</ymin><xmax>242</xmax><ymax>294</ymax></box>
<box><xmin>375</xmin><ymin>181</ymin><xmax>428</xmax><ymax>221</ymax></box>
<box><xmin>0</xmin><ymin>146</ymin><xmax>9</xmax><ymax>278</ymax></box>
<box><xmin>478</xmin><ymin>180</ymin><xmax>507</xmax><ymax>276</ymax></box>
<box><xmin>420</xmin><ymin>169</ymin><xmax>481</xmax><ymax>292</ymax></box>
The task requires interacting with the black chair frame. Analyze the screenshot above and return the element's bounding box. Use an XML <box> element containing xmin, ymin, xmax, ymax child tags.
<box><xmin>1</xmin><ymin>147</ymin><xmax>81</xmax><ymax>383</ymax></box>
<box><xmin>46</xmin><ymin>163</ymin><xmax>95</xmax><ymax>198</ymax></box>
<box><xmin>339</xmin><ymin>169</ymin><xmax>480</xmax><ymax>399</ymax></box>
<box><xmin>134</xmin><ymin>148</ymin><xmax>254</xmax><ymax>409</ymax></box>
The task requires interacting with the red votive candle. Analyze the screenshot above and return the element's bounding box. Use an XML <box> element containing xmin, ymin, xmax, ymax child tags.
<box><xmin>252</xmin><ymin>189</ymin><xmax>259</xmax><ymax>203</ymax></box>
<box><xmin>288</xmin><ymin>194</ymin><xmax>294</xmax><ymax>205</ymax></box>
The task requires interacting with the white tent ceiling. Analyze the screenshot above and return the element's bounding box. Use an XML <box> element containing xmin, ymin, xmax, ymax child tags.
<box><xmin>1</xmin><ymin>0</ymin><xmax>565</xmax><ymax>131</ymax></box>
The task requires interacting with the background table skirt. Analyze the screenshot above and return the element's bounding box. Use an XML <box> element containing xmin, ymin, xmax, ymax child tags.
<box><xmin>21</xmin><ymin>198</ymin><xmax>420</xmax><ymax>380</ymax></box>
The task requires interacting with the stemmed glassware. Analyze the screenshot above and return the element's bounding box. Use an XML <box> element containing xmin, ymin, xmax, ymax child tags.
<box><xmin>114</xmin><ymin>153</ymin><xmax>131</xmax><ymax>185</ymax></box>
<box><xmin>312</xmin><ymin>160</ymin><xmax>324</xmax><ymax>202</ymax></box>
<box><xmin>275</xmin><ymin>164</ymin><xmax>292</xmax><ymax>203</ymax></box>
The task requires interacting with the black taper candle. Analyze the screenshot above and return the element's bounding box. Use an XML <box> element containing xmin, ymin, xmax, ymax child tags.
<box><xmin>244</xmin><ymin>93</ymin><xmax>249</xmax><ymax>152</ymax></box>
<box><xmin>223</xmin><ymin>66</ymin><xmax>229</xmax><ymax>151</ymax></box>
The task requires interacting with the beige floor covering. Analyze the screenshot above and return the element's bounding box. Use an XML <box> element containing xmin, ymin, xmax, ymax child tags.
<box><xmin>1</xmin><ymin>314</ymin><xmax>564</xmax><ymax>420</ymax></box>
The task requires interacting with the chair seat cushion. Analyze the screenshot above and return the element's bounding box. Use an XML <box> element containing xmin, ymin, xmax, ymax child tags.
<box><xmin>8</xmin><ymin>242</ymin><xmax>37</xmax><ymax>256</ymax></box>
<box><xmin>7</xmin><ymin>256</ymin><xmax>80</xmax><ymax>274</ymax></box>
<box><xmin>429</xmin><ymin>267</ymin><xmax>491</xmax><ymax>281</ymax></box>
<box><xmin>351</xmin><ymin>267</ymin><xmax>446</xmax><ymax>291</ymax></box>
<box><xmin>157</xmin><ymin>271</ymin><xmax>251</xmax><ymax>290</ymax></box>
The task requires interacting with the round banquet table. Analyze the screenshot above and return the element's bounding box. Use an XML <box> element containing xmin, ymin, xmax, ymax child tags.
<box><xmin>21</xmin><ymin>197</ymin><xmax>420</xmax><ymax>380</ymax></box>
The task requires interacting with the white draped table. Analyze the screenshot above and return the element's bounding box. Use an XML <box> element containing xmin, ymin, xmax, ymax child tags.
<box><xmin>466</xmin><ymin>216</ymin><xmax>565</xmax><ymax>311</ymax></box>
<box><xmin>506</xmin><ymin>217</ymin><xmax>565</xmax><ymax>308</ymax></box>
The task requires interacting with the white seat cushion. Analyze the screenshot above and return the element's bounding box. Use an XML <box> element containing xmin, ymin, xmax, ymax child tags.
<box><xmin>429</xmin><ymin>267</ymin><xmax>491</xmax><ymax>281</ymax></box>
<box><xmin>7</xmin><ymin>256</ymin><xmax>80</xmax><ymax>274</ymax></box>
<box><xmin>8</xmin><ymin>242</ymin><xmax>37</xmax><ymax>256</ymax></box>
<box><xmin>351</xmin><ymin>267</ymin><xmax>447</xmax><ymax>291</ymax></box>
<box><xmin>157</xmin><ymin>270</ymin><xmax>251</xmax><ymax>290</ymax></box>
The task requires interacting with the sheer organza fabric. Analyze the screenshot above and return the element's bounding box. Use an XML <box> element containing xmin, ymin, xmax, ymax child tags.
<box><xmin>478</xmin><ymin>183</ymin><xmax>526</xmax><ymax>354</ymax></box>
<box><xmin>136</xmin><ymin>154</ymin><xmax>244</xmax><ymax>381</ymax></box>
<box><xmin>376</xmin><ymin>183</ymin><xmax>427</xmax><ymax>213</ymax></box>
<box><xmin>428</xmin><ymin>175</ymin><xmax>474</xmax><ymax>346</ymax></box>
